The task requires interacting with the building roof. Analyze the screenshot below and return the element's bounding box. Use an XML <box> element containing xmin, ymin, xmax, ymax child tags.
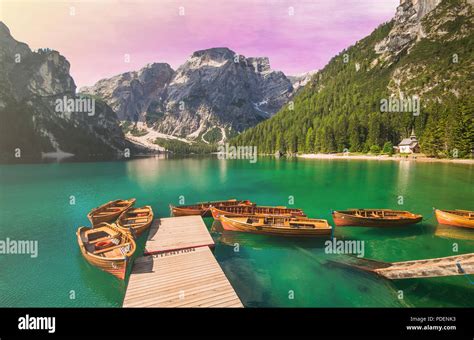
<box><xmin>399</xmin><ymin>128</ymin><xmax>418</xmax><ymax>147</ymax></box>
<box><xmin>399</xmin><ymin>138</ymin><xmax>418</xmax><ymax>147</ymax></box>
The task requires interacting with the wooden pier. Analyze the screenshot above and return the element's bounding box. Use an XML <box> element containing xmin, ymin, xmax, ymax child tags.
<box><xmin>123</xmin><ymin>216</ymin><xmax>243</xmax><ymax>307</ymax></box>
<box><xmin>347</xmin><ymin>253</ymin><xmax>474</xmax><ymax>280</ymax></box>
<box><xmin>144</xmin><ymin>216</ymin><xmax>215</xmax><ymax>255</ymax></box>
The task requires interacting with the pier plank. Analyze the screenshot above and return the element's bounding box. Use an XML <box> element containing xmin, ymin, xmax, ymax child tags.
<box><xmin>144</xmin><ymin>216</ymin><xmax>214</xmax><ymax>254</ymax></box>
<box><xmin>124</xmin><ymin>247</ymin><xmax>242</xmax><ymax>307</ymax></box>
<box><xmin>123</xmin><ymin>216</ymin><xmax>242</xmax><ymax>308</ymax></box>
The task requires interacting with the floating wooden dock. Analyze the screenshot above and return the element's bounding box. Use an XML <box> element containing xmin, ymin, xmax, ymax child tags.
<box><xmin>347</xmin><ymin>253</ymin><xmax>474</xmax><ymax>280</ymax></box>
<box><xmin>123</xmin><ymin>216</ymin><xmax>243</xmax><ymax>307</ymax></box>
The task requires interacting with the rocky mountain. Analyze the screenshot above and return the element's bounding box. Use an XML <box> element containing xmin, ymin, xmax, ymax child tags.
<box><xmin>232</xmin><ymin>0</ymin><xmax>474</xmax><ymax>158</ymax></box>
<box><xmin>287</xmin><ymin>70</ymin><xmax>318</xmax><ymax>91</ymax></box>
<box><xmin>375</xmin><ymin>0</ymin><xmax>442</xmax><ymax>59</ymax></box>
<box><xmin>0</xmin><ymin>21</ymin><xmax>138</xmax><ymax>162</ymax></box>
<box><xmin>81</xmin><ymin>47</ymin><xmax>295</xmax><ymax>143</ymax></box>
<box><xmin>81</xmin><ymin>63</ymin><xmax>174</xmax><ymax>122</ymax></box>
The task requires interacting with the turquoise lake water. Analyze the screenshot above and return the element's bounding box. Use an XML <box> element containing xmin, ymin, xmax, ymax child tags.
<box><xmin>0</xmin><ymin>156</ymin><xmax>473</xmax><ymax>307</ymax></box>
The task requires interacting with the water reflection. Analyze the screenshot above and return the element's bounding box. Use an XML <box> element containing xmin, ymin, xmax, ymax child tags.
<box><xmin>435</xmin><ymin>224</ymin><xmax>474</xmax><ymax>241</ymax></box>
<box><xmin>397</xmin><ymin>160</ymin><xmax>412</xmax><ymax>195</ymax></box>
<box><xmin>124</xmin><ymin>156</ymin><xmax>166</xmax><ymax>188</ymax></box>
<box><xmin>217</xmin><ymin>158</ymin><xmax>228</xmax><ymax>183</ymax></box>
<box><xmin>77</xmin><ymin>253</ymin><xmax>125</xmax><ymax>307</ymax></box>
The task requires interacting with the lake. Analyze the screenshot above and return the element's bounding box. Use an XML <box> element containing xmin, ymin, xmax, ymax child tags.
<box><xmin>0</xmin><ymin>156</ymin><xmax>473</xmax><ymax>307</ymax></box>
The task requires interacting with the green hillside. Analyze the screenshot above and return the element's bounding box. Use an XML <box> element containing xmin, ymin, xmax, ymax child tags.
<box><xmin>232</xmin><ymin>0</ymin><xmax>474</xmax><ymax>158</ymax></box>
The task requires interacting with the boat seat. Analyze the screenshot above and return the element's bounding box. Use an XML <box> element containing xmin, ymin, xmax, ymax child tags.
<box><xmin>85</xmin><ymin>230</ymin><xmax>110</xmax><ymax>242</ymax></box>
<box><xmin>122</xmin><ymin>222</ymin><xmax>145</xmax><ymax>227</ymax></box>
<box><xmin>93</xmin><ymin>243</ymin><xmax>130</xmax><ymax>255</ymax></box>
<box><xmin>129</xmin><ymin>209</ymin><xmax>149</xmax><ymax>213</ymax></box>
<box><xmin>95</xmin><ymin>212</ymin><xmax>114</xmax><ymax>216</ymax></box>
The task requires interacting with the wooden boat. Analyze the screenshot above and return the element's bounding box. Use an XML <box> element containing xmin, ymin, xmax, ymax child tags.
<box><xmin>116</xmin><ymin>206</ymin><xmax>154</xmax><ymax>237</ymax></box>
<box><xmin>87</xmin><ymin>199</ymin><xmax>136</xmax><ymax>227</ymax></box>
<box><xmin>334</xmin><ymin>253</ymin><xmax>474</xmax><ymax>280</ymax></box>
<box><xmin>332</xmin><ymin>209</ymin><xmax>422</xmax><ymax>227</ymax></box>
<box><xmin>76</xmin><ymin>223</ymin><xmax>136</xmax><ymax>280</ymax></box>
<box><xmin>170</xmin><ymin>199</ymin><xmax>253</xmax><ymax>217</ymax></box>
<box><xmin>220</xmin><ymin>215</ymin><xmax>332</xmax><ymax>237</ymax></box>
<box><xmin>210</xmin><ymin>205</ymin><xmax>306</xmax><ymax>220</ymax></box>
<box><xmin>435</xmin><ymin>209</ymin><xmax>474</xmax><ymax>229</ymax></box>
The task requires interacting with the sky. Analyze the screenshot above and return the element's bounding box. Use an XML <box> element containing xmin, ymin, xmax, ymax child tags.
<box><xmin>0</xmin><ymin>0</ymin><xmax>399</xmax><ymax>88</ymax></box>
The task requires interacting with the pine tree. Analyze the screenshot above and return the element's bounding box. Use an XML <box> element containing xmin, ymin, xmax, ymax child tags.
<box><xmin>305</xmin><ymin>127</ymin><xmax>314</xmax><ymax>153</ymax></box>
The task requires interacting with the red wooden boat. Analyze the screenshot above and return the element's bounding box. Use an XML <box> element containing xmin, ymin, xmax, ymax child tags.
<box><xmin>332</xmin><ymin>209</ymin><xmax>422</xmax><ymax>227</ymax></box>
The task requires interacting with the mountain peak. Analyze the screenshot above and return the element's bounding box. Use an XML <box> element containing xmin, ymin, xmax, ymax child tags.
<box><xmin>191</xmin><ymin>47</ymin><xmax>236</xmax><ymax>61</ymax></box>
<box><xmin>375</xmin><ymin>0</ymin><xmax>442</xmax><ymax>58</ymax></box>
<box><xmin>84</xmin><ymin>46</ymin><xmax>293</xmax><ymax>139</ymax></box>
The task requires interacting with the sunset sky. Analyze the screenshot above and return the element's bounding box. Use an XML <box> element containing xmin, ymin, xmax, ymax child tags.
<box><xmin>0</xmin><ymin>0</ymin><xmax>399</xmax><ymax>88</ymax></box>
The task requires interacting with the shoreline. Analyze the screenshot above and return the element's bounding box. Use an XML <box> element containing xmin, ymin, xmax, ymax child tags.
<box><xmin>297</xmin><ymin>153</ymin><xmax>474</xmax><ymax>164</ymax></box>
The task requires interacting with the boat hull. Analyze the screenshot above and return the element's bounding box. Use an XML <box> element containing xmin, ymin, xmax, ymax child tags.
<box><xmin>220</xmin><ymin>216</ymin><xmax>332</xmax><ymax>237</ymax></box>
<box><xmin>89</xmin><ymin>212</ymin><xmax>122</xmax><ymax>226</ymax></box>
<box><xmin>78</xmin><ymin>244</ymin><xmax>129</xmax><ymax>280</ymax></box>
<box><xmin>116</xmin><ymin>206</ymin><xmax>154</xmax><ymax>237</ymax></box>
<box><xmin>435</xmin><ymin>209</ymin><xmax>474</xmax><ymax>229</ymax></box>
<box><xmin>170</xmin><ymin>199</ymin><xmax>253</xmax><ymax>217</ymax></box>
<box><xmin>88</xmin><ymin>199</ymin><xmax>136</xmax><ymax>227</ymax></box>
<box><xmin>76</xmin><ymin>224</ymin><xmax>136</xmax><ymax>280</ymax></box>
<box><xmin>171</xmin><ymin>206</ymin><xmax>212</xmax><ymax>217</ymax></box>
<box><xmin>211</xmin><ymin>206</ymin><xmax>306</xmax><ymax>220</ymax></box>
<box><xmin>118</xmin><ymin>219</ymin><xmax>153</xmax><ymax>237</ymax></box>
<box><xmin>332</xmin><ymin>210</ymin><xmax>422</xmax><ymax>227</ymax></box>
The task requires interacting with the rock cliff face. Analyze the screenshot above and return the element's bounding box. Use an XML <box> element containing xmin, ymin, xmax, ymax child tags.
<box><xmin>0</xmin><ymin>22</ymin><xmax>135</xmax><ymax>162</ymax></box>
<box><xmin>375</xmin><ymin>0</ymin><xmax>442</xmax><ymax>58</ymax></box>
<box><xmin>287</xmin><ymin>70</ymin><xmax>318</xmax><ymax>92</ymax></box>
<box><xmin>81</xmin><ymin>47</ymin><xmax>295</xmax><ymax>141</ymax></box>
<box><xmin>81</xmin><ymin>63</ymin><xmax>174</xmax><ymax>122</ymax></box>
